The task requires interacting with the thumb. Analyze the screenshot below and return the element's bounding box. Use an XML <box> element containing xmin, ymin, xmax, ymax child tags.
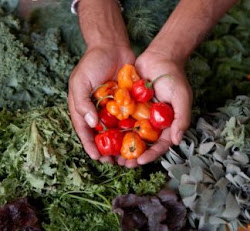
<box><xmin>69</xmin><ymin>78</ymin><xmax>98</xmax><ymax>128</ymax></box>
<box><xmin>170</xmin><ymin>93</ymin><xmax>192</xmax><ymax>145</ymax></box>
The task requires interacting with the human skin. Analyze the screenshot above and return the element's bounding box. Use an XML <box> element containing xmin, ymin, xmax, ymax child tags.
<box><xmin>117</xmin><ymin>0</ymin><xmax>238</xmax><ymax>168</ymax></box>
<box><xmin>68</xmin><ymin>0</ymin><xmax>135</xmax><ymax>164</ymax></box>
<box><xmin>68</xmin><ymin>0</ymin><xmax>237</xmax><ymax>168</ymax></box>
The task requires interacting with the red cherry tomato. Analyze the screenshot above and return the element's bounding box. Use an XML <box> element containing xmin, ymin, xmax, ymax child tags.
<box><xmin>95</xmin><ymin>129</ymin><xmax>124</xmax><ymax>156</ymax></box>
<box><xmin>118</xmin><ymin>117</ymin><xmax>137</xmax><ymax>130</ymax></box>
<box><xmin>131</xmin><ymin>79</ymin><xmax>154</xmax><ymax>103</ymax></box>
<box><xmin>95</xmin><ymin>122</ymin><xmax>105</xmax><ymax>132</ymax></box>
<box><xmin>95</xmin><ymin>107</ymin><xmax>119</xmax><ymax>131</ymax></box>
<box><xmin>149</xmin><ymin>102</ymin><xmax>174</xmax><ymax>129</ymax></box>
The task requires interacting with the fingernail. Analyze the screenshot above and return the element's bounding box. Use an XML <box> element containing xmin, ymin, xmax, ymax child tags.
<box><xmin>137</xmin><ymin>157</ymin><xmax>146</xmax><ymax>165</ymax></box>
<box><xmin>84</xmin><ymin>113</ymin><xmax>96</xmax><ymax>128</ymax></box>
<box><xmin>176</xmin><ymin>131</ymin><xmax>184</xmax><ymax>144</ymax></box>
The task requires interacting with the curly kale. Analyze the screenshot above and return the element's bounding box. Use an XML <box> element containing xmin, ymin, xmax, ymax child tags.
<box><xmin>29</xmin><ymin>0</ymin><xmax>85</xmax><ymax>56</ymax></box>
<box><xmin>0</xmin><ymin>12</ymin><xmax>78</xmax><ymax>110</ymax></box>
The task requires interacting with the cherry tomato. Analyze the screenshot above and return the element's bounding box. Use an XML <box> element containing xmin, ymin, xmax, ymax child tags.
<box><xmin>95</xmin><ymin>122</ymin><xmax>105</xmax><ymax>132</ymax></box>
<box><xmin>131</xmin><ymin>102</ymin><xmax>151</xmax><ymax>121</ymax></box>
<box><xmin>134</xmin><ymin>119</ymin><xmax>161</xmax><ymax>142</ymax></box>
<box><xmin>95</xmin><ymin>129</ymin><xmax>124</xmax><ymax>156</ymax></box>
<box><xmin>93</xmin><ymin>81</ymin><xmax>118</xmax><ymax>107</ymax></box>
<box><xmin>131</xmin><ymin>74</ymin><xmax>171</xmax><ymax>102</ymax></box>
<box><xmin>117</xmin><ymin>64</ymin><xmax>140</xmax><ymax>91</ymax></box>
<box><xmin>95</xmin><ymin>107</ymin><xmax>119</xmax><ymax>131</ymax></box>
<box><xmin>118</xmin><ymin>117</ymin><xmax>137</xmax><ymax>130</ymax></box>
<box><xmin>120</xmin><ymin>132</ymin><xmax>146</xmax><ymax>160</ymax></box>
<box><xmin>106</xmin><ymin>88</ymin><xmax>135</xmax><ymax>120</ymax></box>
<box><xmin>131</xmin><ymin>79</ymin><xmax>154</xmax><ymax>103</ymax></box>
<box><xmin>150</xmin><ymin>102</ymin><xmax>174</xmax><ymax>129</ymax></box>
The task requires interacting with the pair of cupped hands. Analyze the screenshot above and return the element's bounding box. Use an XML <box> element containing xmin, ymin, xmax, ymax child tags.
<box><xmin>68</xmin><ymin>44</ymin><xmax>193</xmax><ymax>168</ymax></box>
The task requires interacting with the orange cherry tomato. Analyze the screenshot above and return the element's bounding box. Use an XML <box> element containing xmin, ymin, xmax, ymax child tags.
<box><xmin>93</xmin><ymin>81</ymin><xmax>118</xmax><ymax>106</ymax></box>
<box><xmin>131</xmin><ymin>102</ymin><xmax>151</xmax><ymax>121</ymax></box>
<box><xmin>120</xmin><ymin>132</ymin><xmax>146</xmax><ymax>160</ymax></box>
<box><xmin>106</xmin><ymin>88</ymin><xmax>135</xmax><ymax>120</ymax></box>
<box><xmin>134</xmin><ymin>119</ymin><xmax>161</xmax><ymax>142</ymax></box>
<box><xmin>117</xmin><ymin>64</ymin><xmax>140</xmax><ymax>91</ymax></box>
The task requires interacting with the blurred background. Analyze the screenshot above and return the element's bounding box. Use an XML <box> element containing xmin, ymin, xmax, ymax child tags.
<box><xmin>18</xmin><ymin>0</ymin><xmax>59</xmax><ymax>19</ymax></box>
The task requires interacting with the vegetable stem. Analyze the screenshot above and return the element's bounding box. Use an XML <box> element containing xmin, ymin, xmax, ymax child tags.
<box><xmin>149</xmin><ymin>73</ymin><xmax>173</xmax><ymax>88</ymax></box>
<box><xmin>96</xmin><ymin>95</ymin><xmax>114</xmax><ymax>109</ymax></box>
<box><xmin>65</xmin><ymin>194</ymin><xmax>111</xmax><ymax>209</ymax></box>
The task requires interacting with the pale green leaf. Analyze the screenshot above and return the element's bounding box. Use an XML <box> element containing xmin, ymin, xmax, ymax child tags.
<box><xmin>221</xmin><ymin>193</ymin><xmax>240</xmax><ymax>219</ymax></box>
<box><xmin>210</xmin><ymin>164</ymin><xmax>224</xmax><ymax>180</ymax></box>
<box><xmin>197</xmin><ymin>142</ymin><xmax>216</xmax><ymax>154</ymax></box>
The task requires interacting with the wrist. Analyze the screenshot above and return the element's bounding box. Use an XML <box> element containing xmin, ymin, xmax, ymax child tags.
<box><xmin>72</xmin><ymin>0</ymin><xmax>124</xmax><ymax>14</ymax></box>
<box><xmin>145</xmin><ymin>34</ymin><xmax>191</xmax><ymax>67</ymax></box>
<box><xmin>85</xmin><ymin>43</ymin><xmax>130</xmax><ymax>54</ymax></box>
<box><xmin>84</xmin><ymin>43</ymin><xmax>135</xmax><ymax>65</ymax></box>
<box><xmin>86</xmin><ymin>37</ymin><xmax>130</xmax><ymax>50</ymax></box>
<box><xmin>78</xmin><ymin>0</ymin><xmax>130</xmax><ymax>49</ymax></box>
<box><xmin>138</xmin><ymin>46</ymin><xmax>187</xmax><ymax>70</ymax></box>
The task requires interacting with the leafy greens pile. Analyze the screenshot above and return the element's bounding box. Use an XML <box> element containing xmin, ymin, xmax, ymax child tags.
<box><xmin>186</xmin><ymin>1</ymin><xmax>250</xmax><ymax>113</ymax></box>
<box><xmin>0</xmin><ymin>0</ymin><xmax>250</xmax><ymax>230</ymax></box>
<box><xmin>161</xmin><ymin>96</ymin><xmax>250</xmax><ymax>231</ymax></box>
<box><xmin>0</xmin><ymin>9</ymin><xmax>78</xmax><ymax>110</ymax></box>
<box><xmin>112</xmin><ymin>187</ymin><xmax>189</xmax><ymax>231</ymax></box>
<box><xmin>0</xmin><ymin>198</ymin><xmax>40</xmax><ymax>230</ymax></box>
<box><xmin>0</xmin><ymin>104</ymin><xmax>166</xmax><ymax>230</ymax></box>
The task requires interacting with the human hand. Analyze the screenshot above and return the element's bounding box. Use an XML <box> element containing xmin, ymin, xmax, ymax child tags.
<box><xmin>68</xmin><ymin>45</ymin><xmax>135</xmax><ymax>164</ymax></box>
<box><xmin>117</xmin><ymin>51</ymin><xmax>193</xmax><ymax>168</ymax></box>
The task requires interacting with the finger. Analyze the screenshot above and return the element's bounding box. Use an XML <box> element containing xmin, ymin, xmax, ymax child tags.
<box><xmin>69</xmin><ymin>74</ymin><xmax>98</xmax><ymax>128</ymax></box>
<box><xmin>171</xmin><ymin>88</ymin><xmax>192</xmax><ymax>145</ymax></box>
<box><xmin>124</xmin><ymin>159</ymin><xmax>139</xmax><ymax>169</ymax></box>
<box><xmin>68</xmin><ymin>92</ymin><xmax>101</xmax><ymax>160</ymax></box>
<box><xmin>137</xmin><ymin>129</ymin><xmax>171</xmax><ymax>165</ymax></box>
<box><xmin>117</xmin><ymin>156</ymin><xmax>126</xmax><ymax>166</ymax></box>
<box><xmin>99</xmin><ymin>156</ymin><xmax>114</xmax><ymax>164</ymax></box>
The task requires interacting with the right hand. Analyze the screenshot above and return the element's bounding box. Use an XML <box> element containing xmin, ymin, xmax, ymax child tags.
<box><xmin>68</xmin><ymin>44</ymin><xmax>135</xmax><ymax>164</ymax></box>
<box><xmin>117</xmin><ymin>50</ymin><xmax>193</xmax><ymax>168</ymax></box>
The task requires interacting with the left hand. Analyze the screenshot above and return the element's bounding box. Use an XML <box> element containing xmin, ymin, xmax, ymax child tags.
<box><xmin>117</xmin><ymin>50</ymin><xmax>193</xmax><ymax>168</ymax></box>
<box><xmin>68</xmin><ymin>44</ymin><xmax>135</xmax><ymax>164</ymax></box>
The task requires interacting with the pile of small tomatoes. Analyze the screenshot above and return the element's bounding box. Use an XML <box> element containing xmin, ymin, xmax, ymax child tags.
<box><xmin>92</xmin><ymin>64</ymin><xmax>174</xmax><ymax>160</ymax></box>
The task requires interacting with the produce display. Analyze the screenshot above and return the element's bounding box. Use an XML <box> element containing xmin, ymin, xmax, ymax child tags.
<box><xmin>92</xmin><ymin>64</ymin><xmax>174</xmax><ymax>159</ymax></box>
<box><xmin>162</xmin><ymin>96</ymin><xmax>250</xmax><ymax>231</ymax></box>
<box><xmin>0</xmin><ymin>0</ymin><xmax>250</xmax><ymax>230</ymax></box>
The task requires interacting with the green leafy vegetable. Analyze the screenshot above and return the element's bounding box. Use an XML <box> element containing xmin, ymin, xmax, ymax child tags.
<box><xmin>0</xmin><ymin>10</ymin><xmax>78</xmax><ymax>110</ymax></box>
<box><xmin>29</xmin><ymin>0</ymin><xmax>85</xmax><ymax>56</ymax></box>
<box><xmin>0</xmin><ymin>104</ymin><xmax>166</xmax><ymax>230</ymax></box>
<box><xmin>186</xmin><ymin>2</ymin><xmax>250</xmax><ymax>113</ymax></box>
<box><xmin>161</xmin><ymin>96</ymin><xmax>250</xmax><ymax>230</ymax></box>
<box><xmin>1</xmin><ymin>1</ymin><xmax>250</xmax><ymax>230</ymax></box>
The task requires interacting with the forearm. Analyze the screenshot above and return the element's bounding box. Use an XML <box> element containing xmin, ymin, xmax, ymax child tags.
<box><xmin>77</xmin><ymin>0</ymin><xmax>129</xmax><ymax>48</ymax></box>
<box><xmin>147</xmin><ymin>0</ymin><xmax>238</xmax><ymax>65</ymax></box>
